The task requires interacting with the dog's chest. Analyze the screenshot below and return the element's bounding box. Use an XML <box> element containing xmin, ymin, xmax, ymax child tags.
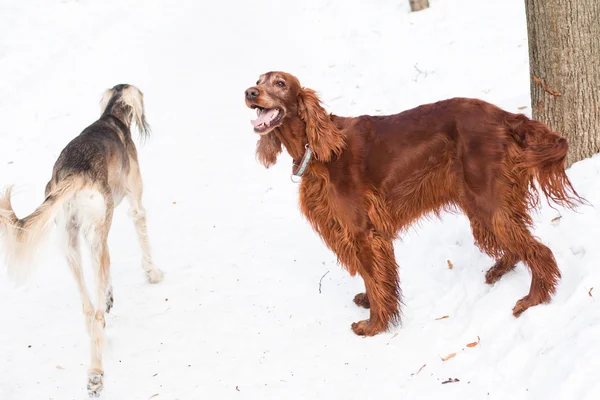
<box><xmin>299</xmin><ymin>174</ymin><xmax>363</xmax><ymax>234</ymax></box>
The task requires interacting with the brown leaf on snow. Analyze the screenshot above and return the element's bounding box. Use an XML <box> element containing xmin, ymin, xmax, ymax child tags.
<box><xmin>391</xmin><ymin>332</ymin><xmax>399</xmax><ymax>339</ymax></box>
<box><xmin>441</xmin><ymin>353</ymin><xmax>456</xmax><ymax>361</ymax></box>
<box><xmin>589</xmin><ymin>287</ymin><xmax>594</xmax><ymax>298</ymax></box>
<box><xmin>435</xmin><ymin>315</ymin><xmax>449</xmax><ymax>320</ymax></box>
<box><xmin>447</xmin><ymin>260</ymin><xmax>453</xmax><ymax>269</ymax></box>
<box><xmin>466</xmin><ymin>336</ymin><xmax>481</xmax><ymax>348</ymax></box>
<box><xmin>517</xmin><ymin>106</ymin><xmax>527</xmax><ymax>110</ymax></box>
<box><xmin>551</xmin><ymin>216</ymin><xmax>562</xmax><ymax>223</ymax></box>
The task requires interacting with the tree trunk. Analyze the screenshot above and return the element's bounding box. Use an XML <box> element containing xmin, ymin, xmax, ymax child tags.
<box><xmin>525</xmin><ymin>0</ymin><xmax>600</xmax><ymax>167</ymax></box>
<box><xmin>409</xmin><ymin>0</ymin><xmax>429</xmax><ymax>12</ymax></box>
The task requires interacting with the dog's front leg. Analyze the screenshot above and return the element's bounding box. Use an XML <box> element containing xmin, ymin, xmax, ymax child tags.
<box><xmin>320</xmin><ymin>224</ymin><xmax>401</xmax><ymax>337</ymax></box>
<box><xmin>350</xmin><ymin>230</ymin><xmax>401</xmax><ymax>337</ymax></box>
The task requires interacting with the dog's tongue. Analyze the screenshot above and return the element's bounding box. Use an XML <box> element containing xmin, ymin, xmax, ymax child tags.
<box><xmin>251</xmin><ymin>109</ymin><xmax>276</xmax><ymax>128</ymax></box>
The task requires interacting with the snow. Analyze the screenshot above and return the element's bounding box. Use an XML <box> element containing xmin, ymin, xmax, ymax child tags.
<box><xmin>0</xmin><ymin>0</ymin><xmax>598</xmax><ymax>399</ymax></box>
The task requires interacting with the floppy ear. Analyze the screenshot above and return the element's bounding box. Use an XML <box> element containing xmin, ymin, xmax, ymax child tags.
<box><xmin>256</xmin><ymin>132</ymin><xmax>282</xmax><ymax>168</ymax></box>
<box><xmin>125</xmin><ymin>86</ymin><xmax>151</xmax><ymax>140</ymax></box>
<box><xmin>99</xmin><ymin>89</ymin><xmax>113</xmax><ymax>114</ymax></box>
<box><xmin>297</xmin><ymin>88</ymin><xmax>345</xmax><ymax>162</ymax></box>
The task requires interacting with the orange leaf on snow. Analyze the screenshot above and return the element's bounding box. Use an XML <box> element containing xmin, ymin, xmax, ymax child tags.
<box><xmin>435</xmin><ymin>315</ymin><xmax>449</xmax><ymax>320</ymax></box>
<box><xmin>447</xmin><ymin>260</ymin><xmax>454</xmax><ymax>269</ymax></box>
<box><xmin>466</xmin><ymin>342</ymin><xmax>478</xmax><ymax>348</ymax></box>
<box><xmin>551</xmin><ymin>216</ymin><xmax>562</xmax><ymax>223</ymax></box>
<box><xmin>441</xmin><ymin>353</ymin><xmax>456</xmax><ymax>361</ymax></box>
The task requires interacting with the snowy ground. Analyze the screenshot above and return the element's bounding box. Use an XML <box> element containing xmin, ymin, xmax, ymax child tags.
<box><xmin>1</xmin><ymin>0</ymin><xmax>599</xmax><ymax>399</ymax></box>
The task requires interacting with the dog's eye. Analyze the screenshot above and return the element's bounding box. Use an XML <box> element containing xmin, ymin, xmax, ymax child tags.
<box><xmin>276</xmin><ymin>81</ymin><xmax>286</xmax><ymax>87</ymax></box>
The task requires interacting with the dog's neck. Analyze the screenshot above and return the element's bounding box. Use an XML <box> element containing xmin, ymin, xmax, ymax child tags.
<box><xmin>102</xmin><ymin>100</ymin><xmax>134</xmax><ymax>132</ymax></box>
<box><xmin>272</xmin><ymin>114</ymin><xmax>346</xmax><ymax>178</ymax></box>
<box><xmin>110</xmin><ymin>109</ymin><xmax>134</xmax><ymax>130</ymax></box>
<box><xmin>273</xmin><ymin>117</ymin><xmax>309</xmax><ymax>161</ymax></box>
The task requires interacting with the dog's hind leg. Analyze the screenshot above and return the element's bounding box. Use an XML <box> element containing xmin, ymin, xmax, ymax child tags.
<box><xmin>466</xmin><ymin>214</ymin><xmax>521</xmax><ymax>284</ymax></box>
<box><xmin>125</xmin><ymin>166</ymin><xmax>164</xmax><ymax>284</ymax></box>
<box><xmin>485</xmin><ymin>253</ymin><xmax>520</xmax><ymax>285</ymax></box>
<box><xmin>81</xmin><ymin>190</ymin><xmax>113</xmax><ymax>398</ymax></box>
<box><xmin>491</xmin><ymin>211</ymin><xmax>559</xmax><ymax>317</ymax></box>
<box><xmin>58</xmin><ymin>209</ymin><xmax>95</xmax><ymax>334</ymax></box>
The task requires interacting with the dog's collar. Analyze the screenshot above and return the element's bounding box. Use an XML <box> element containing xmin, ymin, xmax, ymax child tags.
<box><xmin>291</xmin><ymin>144</ymin><xmax>312</xmax><ymax>183</ymax></box>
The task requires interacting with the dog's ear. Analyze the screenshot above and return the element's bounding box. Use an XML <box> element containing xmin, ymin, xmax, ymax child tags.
<box><xmin>297</xmin><ymin>87</ymin><xmax>345</xmax><ymax>162</ymax></box>
<box><xmin>99</xmin><ymin>89</ymin><xmax>113</xmax><ymax>114</ymax></box>
<box><xmin>256</xmin><ymin>132</ymin><xmax>282</xmax><ymax>168</ymax></box>
<box><xmin>124</xmin><ymin>86</ymin><xmax>151</xmax><ymax>140</ymax></box>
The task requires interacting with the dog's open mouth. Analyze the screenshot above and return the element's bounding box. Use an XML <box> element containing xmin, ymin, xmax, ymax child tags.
<box><xmin>250</xmin><ymin>106</ymin><xmax>283</xmax><ymax>133</ymax></box>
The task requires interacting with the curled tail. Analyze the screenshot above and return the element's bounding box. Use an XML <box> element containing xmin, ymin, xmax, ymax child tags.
<box><xmin>0</xmin><ymin>178</ymin><xmax>79</xmax><ymax>283</ymax></box>
<box><xmin>510</xmin><ymin>115</ymin><xmax>584</xmax><ymax>210</ymax></box>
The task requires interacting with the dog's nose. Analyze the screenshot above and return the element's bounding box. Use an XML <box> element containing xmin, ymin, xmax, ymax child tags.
<box><xmin>245</xmin><ymin>87</ymin><xmax>259</xmax><ymax>100</ymax></box>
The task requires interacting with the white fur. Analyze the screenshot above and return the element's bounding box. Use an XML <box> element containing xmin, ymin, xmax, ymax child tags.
<box><xmin>123</xmin><ymin>86</ymin><xmax>147</xmax><ymax>134</ymax></box>
<box><xmin>99</xmin><ymin>88</ymin><xmax>113</xmax><ymax>114</ymax></box>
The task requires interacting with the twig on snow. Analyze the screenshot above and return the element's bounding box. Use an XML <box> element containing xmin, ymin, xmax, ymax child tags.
<box><xmin>442</xmin><ymin>378</ymin><xmax>460</xmax><ymax>384</ymax></box>
<box><xmin>411</xmin><ymin>364</ymin><xmax>426</xmax><ymax>376</ymax></box>
<box><xmin>318</xmin><ymin>271</ymin><xmax>330</xmax><ymax>294</ymax></box>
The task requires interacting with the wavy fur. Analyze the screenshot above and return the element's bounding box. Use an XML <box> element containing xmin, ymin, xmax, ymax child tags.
<box><xmin>245</xmin><ymin>72</ymin><xmax>585</xmax><ymax>337</ymax></box>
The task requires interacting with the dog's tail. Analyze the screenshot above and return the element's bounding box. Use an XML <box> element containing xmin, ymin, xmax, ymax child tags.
<box><xmin>510</xmin><ymin>115</ymin><xmax>584</xmax><ymax>210</ymax></box>
<box><xmin>0</xmin><ymin>177</ymin><xmax>80</xmax><ymax>283</ymax></box>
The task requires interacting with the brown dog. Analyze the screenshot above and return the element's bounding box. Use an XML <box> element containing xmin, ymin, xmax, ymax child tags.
<box><xmin>245</xmin><ymin>71</ymin><xmax>582</xmax><ymax>337</ymax></box>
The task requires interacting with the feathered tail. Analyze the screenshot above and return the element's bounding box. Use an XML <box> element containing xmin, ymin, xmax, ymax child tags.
<box><xmin>0</xmin><ymin>178</ymin><xmax>79</xmax><ymax>283</ymax></box>
<box><xmin>510</xmin><ymin>115</ymin><xmax>584</xmax><ymax>210</ymax></box>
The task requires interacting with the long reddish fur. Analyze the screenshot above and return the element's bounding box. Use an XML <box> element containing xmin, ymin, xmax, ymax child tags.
<box><xmin>246</xmin><ymin>72</ymin><xmax>583</xmax><ymax>336</ymax></box>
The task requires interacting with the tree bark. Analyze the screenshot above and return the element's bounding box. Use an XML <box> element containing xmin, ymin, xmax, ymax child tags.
<box><xmin>525</xmin><ymin>0</ymin><xmax>600</xmax><ymax>167</ymax></box>
<box><xmin>409</xmin><ymin>0</ymin><xmax>429</xmax><ymax>12</ymax></box>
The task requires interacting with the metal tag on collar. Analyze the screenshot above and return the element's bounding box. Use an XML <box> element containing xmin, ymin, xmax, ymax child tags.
<box><xmin>291</xmin><ymin>144</ymin><xmax>312</xmax><ymax>183</ymax></box>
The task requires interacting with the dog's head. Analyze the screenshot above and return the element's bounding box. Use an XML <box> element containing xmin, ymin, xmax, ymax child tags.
<box><xmin>245</xmin><ymin>72</ymin><xmax>345</xmax><ymax>168</ymax></box>
<box><xmin>244</xmin><ymin>72</ymin><xmax>302</xmax><ymax>136</ymax></box>
<box><xmin>100</xmin><ymin>84</ymin><xmax>150</xmax><ymax>140</ymax></box>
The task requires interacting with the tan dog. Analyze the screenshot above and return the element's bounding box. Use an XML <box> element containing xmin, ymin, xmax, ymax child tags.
<box><xmin>0</xmin><ymin>84</ymin><xmax>164</xmax><ymax>397</ymax></box>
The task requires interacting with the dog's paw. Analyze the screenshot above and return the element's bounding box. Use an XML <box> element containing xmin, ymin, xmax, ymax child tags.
<box><xmin>87</xmin><ymin>371</ymin><xmax>104</xmax><ymax>398</ymax></box>
<box><xmin>146</xmin><ymin>268</ymin><xmax>164</xmax><ymax>284</ymax></box>
<box><xmin>351</xmin><ymin>319</ymin><xmax>383</xmax><ymax>337</ymax></box>
<box><xmin>353</xmin><ymin>293</ymin><xmax>370</xmax><ymax>308</ymax></box>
